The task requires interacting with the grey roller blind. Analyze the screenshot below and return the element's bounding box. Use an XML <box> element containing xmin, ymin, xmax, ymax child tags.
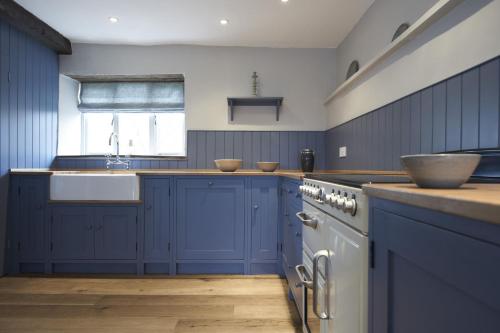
<box><xmin>78</xmin><ymin>81</ymin><xmax>184</xmax><ymax>112</ymax></box>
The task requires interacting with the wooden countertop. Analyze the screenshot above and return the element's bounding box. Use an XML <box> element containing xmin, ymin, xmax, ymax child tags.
<box><xmin>363</xmin><ymin>183</ymin><xmax>500</xmax><ymax>225</ymax></box>
<box><xmin>10</xmin><ymin>168</ymin><xmax>406</xmax><ymax>180</ymax></box>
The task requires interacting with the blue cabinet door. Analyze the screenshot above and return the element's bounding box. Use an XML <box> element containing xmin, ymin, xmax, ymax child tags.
<box><xmin>144</xmin><ymin>178</ymin><xmax>170</xmax><ymax>261</ymax></box>
<box><xmin>95</xmin><ymin>207</ymin><xmax>137</xmax><ymax>260</ymax></box>
<box><xmin>371</xmin><ymin>207</ymin><xmax>500</xmax><ymax>333</ymax></box>
<box><xmin>18</xmin><ymin>177</ymin><xmax>47</xmax><ymax>261</ymax></box>
<box><xmin>51</xmin><ymin>206</ymin><xmax>94</xmax><ymax>260</ymax></box>
<box><xmin>176</xmin><ymin>178</ymin><xmax>245</xmax><ymax>260</ymax></box>
<box><xmin>251</xmin><ymin>177</ymin><xmax>279</xmax><ymax>260</ymax></box>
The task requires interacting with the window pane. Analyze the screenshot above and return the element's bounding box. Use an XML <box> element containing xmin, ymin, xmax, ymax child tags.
<box><xmin>83</xmin><ymin>113</ymin><xmax>114</xmax><ymax>155</ymax></box>
<box><xmin>156</xmin><ymin>113</ymin><xmax>186</xmax><ymax>156</ymax></box>
<box><xmin>118</xmin><ymin>113</ymin><xmax>152</xmax><ymax>155</ymax></box>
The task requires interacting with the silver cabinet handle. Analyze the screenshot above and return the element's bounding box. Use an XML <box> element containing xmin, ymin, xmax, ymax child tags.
<box><xmin>295</xmin><ymin>264</ymin><xmax>313</xmax><ymax>289</ymax></box>
<box><xmin>296</xmin><ymin>212</ymin><xmax>318</xmax><ymax>229</ymax></box>
<box><xmin>313</xmin><ymin>250</ymin><xmax>330</xmax><ymax>320</ymax></box>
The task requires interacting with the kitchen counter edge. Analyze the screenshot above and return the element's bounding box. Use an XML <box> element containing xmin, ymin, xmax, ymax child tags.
<box><xmin>363</xmin><ymin>183</ymin><xmax>500</xmax><ymax>225</ymax></box>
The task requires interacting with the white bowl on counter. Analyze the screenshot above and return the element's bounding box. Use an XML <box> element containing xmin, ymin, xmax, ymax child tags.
<box><xmin>401</xmin><ymin>154</ymin><xmax>481</xmax><ymax>188</ymax></box>
<box><xmin>214</xmin><ymin>159</ymin><xmax>243</xmax><ymax>172</ymax></box>
<box><xmin>256</xmin><ymin>162</ymin><xmax>280</xmax><ymax>172</ymax></box>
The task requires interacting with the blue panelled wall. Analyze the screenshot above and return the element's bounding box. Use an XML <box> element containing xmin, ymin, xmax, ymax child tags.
<box><xmin>0</xmin><ymin>19</ymin><xmax>59</xmax><ymax>273</ymax></box>
<box><xmin>55</xmin><ymin>130</ymin><xmax>326</xmax><ymax>170</ymax></box>
<box><xmin>326</xmin><ymin>56</ymin><xmax>500</xmax><ymax>170</ymax></box>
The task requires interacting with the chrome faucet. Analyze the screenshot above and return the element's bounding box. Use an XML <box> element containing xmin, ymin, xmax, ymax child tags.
<box><xmin>106</xmin><ymin>132</ymin><xmax>130</xmax><ymax>169</ymax></box>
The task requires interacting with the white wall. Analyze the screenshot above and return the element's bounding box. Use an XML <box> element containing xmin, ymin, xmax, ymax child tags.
<box><xmin>60</xmin><ymin>44</ymin><xmax>336</xmax><ymax>131</ymax></box>
<box><xmin>58</xmin><ymin>75</ymin><xmax>81</xmax><ymax>155</ymax></box>
<box><xmin>327</xmin><ymin>0</ymin><xmax>500</xmax><ymax>128</ymax></box>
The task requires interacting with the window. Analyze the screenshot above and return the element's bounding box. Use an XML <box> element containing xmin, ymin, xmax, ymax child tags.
<box><xmin>81</xmin><ymin>112</ymin><xmax>185</xmax><ymax>156</ymax></box>
<box><xmin>57</xmin><ymin>75</ymin><xmax>185</xmax><ymax>157</ymax></box>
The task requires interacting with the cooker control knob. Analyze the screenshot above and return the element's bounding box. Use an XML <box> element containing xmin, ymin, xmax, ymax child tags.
<box><xmin>307</xmin><ymin>187</ymin><xmax>314</xmax><ymax>197</ymax></box>
<box><xmin>343</xmin><ymin>198</ymin><xmax>357</xmax><ymax>216</ymax></box>
<box><xmin>335</xmin><ymin>196</ymin><xmax>346</xmax><ymax>210</ymax></box>
<box><xmin>325</xmin><ymin>194</ymin><xmax>334</xmax><ymax>206</ymax></box>
<box><xmin>310</xmin><ymin>188</ymin><xmax>320</xmax><ymax>198</ymax></box>
<box><xmin>299</xmin><ymin>185</ymin><xmax>306</xmax><ymax>194</ymax></box>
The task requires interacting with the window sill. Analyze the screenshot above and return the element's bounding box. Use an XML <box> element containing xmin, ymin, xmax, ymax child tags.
<box><xmin>56</xmin><ymin>155</ymin><xmax>187</xmax><ymax>161</ymax></box>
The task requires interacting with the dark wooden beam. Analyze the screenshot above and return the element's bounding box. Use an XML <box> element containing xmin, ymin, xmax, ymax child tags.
<box><xmin>0</xmin><ymin>0</ymin><xmax>71</xmax><ymax>54</ymax></box>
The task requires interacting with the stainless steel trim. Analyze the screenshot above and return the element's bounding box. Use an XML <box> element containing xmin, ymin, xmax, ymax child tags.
<box><xmin>295</xmin><ymin>264</ymin><xmax>313</xmax><ymax>289</ymax></box>
<box><xmin>296</xmin><ymin>212</ymin><xmax>318</xmax><ymax>229</ymax></box>
<box><xmin>313</xmin><ymin>250</ymin><xmax>330</xmax><ymax>320</ymax></box>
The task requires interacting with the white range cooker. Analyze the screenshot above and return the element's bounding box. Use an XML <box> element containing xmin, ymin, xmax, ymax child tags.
<box><xmin>295</xmin><ymin>174</ymin><xmax>410</xmax><ymax>333</ymax></box>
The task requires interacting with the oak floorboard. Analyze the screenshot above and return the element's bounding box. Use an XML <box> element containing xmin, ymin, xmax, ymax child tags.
<box><xmin>0</xmin><ymin>276</ymin><xmax>300</xmax><ymax>333</ymax></box>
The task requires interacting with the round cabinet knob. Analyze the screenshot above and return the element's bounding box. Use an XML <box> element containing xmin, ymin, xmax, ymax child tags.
<box><xmin>253</xmin><ymin>205</ymin><xmax>259</xmax><ymax>210</ymax></box>
<box><xmin>146</xmin><ymin>205</ymin><xmax>153</xmax><ymax>210</ymax></box>
<box><xmin>208</xmin><ymin>181</ymin><xmax>214</xmax><ymax>186</ymax></box>
<box><xmin>343</xmin><ymin>198</ymin><xmax>357</xmax><ymax>216</ymax></box>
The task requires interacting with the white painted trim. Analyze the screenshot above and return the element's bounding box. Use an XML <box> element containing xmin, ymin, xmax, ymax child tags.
<box><xmin>324</xmin><ymin>0</ymin><xmax>465</xmax><ymax>105</ymax></box>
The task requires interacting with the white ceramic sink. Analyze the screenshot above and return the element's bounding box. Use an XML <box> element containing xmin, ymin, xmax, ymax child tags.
<box><xmin>50</xmin><ymin>173</ymin><xmax>140</xmax><ymax>201</ymax></box>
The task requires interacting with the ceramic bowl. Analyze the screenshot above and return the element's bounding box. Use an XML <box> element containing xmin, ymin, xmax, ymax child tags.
<box><xmin>214</xmin><ymin>159</ymin><xmax>243</xmax><ymax>172</ymax></box>
<box><xmin>401</xmin><ymin>154</ymin><xmax>481</xmax><ymax>188</ymax></box>
<box><xmin>256</xmin><ymin>162</ymin><xmax>280</xmax><ymax>172</ymax></box>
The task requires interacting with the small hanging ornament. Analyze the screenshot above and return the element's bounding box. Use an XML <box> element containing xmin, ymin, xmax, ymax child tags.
<box><xmin>251</xmin><ymin>71</ymin><xmax>259</xmax><ymax>97</ymax></box>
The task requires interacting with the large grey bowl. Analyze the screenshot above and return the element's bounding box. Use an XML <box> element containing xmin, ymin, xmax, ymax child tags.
<box><xmin>401</xmin><ymin>154</ymin><xmax>481</xmax><ymax>188</ymax></box>
<box><xmin>214</xmin><ymin>159</ymin><xmax>242</xmax><ymax>172</ymax></box>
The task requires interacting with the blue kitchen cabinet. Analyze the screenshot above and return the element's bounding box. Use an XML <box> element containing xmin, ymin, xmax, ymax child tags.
<box><xmin>51</xmin><ymin>206</ymin><xmax>94</xmax><ymax>260</ymax></box>
<box><xmin>280</xmin><ymin>179</ymin><xmax>303</xmax><ymax>315</ymax></box>
<box><xmin>16</xmin><ymin>176</ymin><xmax>48</xmax><ymax>261</ymax></box>
<box><xmin>95</xmin><ymin>207</ymin><xmax>137</xmax><ymax>260</ymax></box>
<box><xmin>370</xmin><ymin>199</ymin><xmax>500</xmax><ymax>333</ymax></box>
<box><xmin>250</xmin><ymin>177</ymin><xmax>279</xmax><ymax>261</ymax></box>
<box><xmin>143</xmin><ymin>178</ymin><xmax>171</xmax><ymax>261</ymax></box>
<box><xmin>176</xmin><ymin>177</ymin><xmax>245</xmax><ymax>260</ymax></box>
<box><xmin>51</xmin><ymin>206</ymin><xmax>137</xmax><ymax>260</ymax></box>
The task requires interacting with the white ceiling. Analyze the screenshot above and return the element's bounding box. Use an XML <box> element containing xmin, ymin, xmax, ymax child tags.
<box><xmin>15</xmin><ymin>0</ymin><xmax>374</xmax><ymax>48</ymax></box>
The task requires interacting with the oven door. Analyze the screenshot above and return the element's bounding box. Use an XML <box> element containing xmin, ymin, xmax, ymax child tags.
<box><xmin>323</xmin><ymin>214</ymin><xmax>369</xmax><ymax>333</ymax></box>
<box><xmin>296</xmin><ymin>252</ymin><xmax>328</xmax><ymax>333</ymax></box>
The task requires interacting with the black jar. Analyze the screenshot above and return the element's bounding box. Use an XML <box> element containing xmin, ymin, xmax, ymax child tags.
<box><xmin>300</xmin><ymin>149</ymin><xmax>315</xmax><ymax>172</ymax></box>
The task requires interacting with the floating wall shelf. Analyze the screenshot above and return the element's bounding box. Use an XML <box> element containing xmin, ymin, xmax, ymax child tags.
<box><xmin>324</xmin><ymin>0</ymin><xmax>465</xmax><ymax>105</ymax></box>
<box><xmin>227</xmin><ymin>97</ymin><xmax>284</xmax><ymax>121</ymax></box>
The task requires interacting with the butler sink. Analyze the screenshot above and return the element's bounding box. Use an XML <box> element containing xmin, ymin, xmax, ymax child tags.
<box><xmin>50</xmin><ymin>172</ymin><xmax>140</xmax><ymax>201</ymax></box>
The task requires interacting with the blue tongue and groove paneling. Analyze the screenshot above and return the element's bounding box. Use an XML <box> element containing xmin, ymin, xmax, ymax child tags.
<box><xmin>0</xmin><ymin>19</ymin><xmax>59</xmax><ymax>275</ymax></box>
<box><xmin>325</xmin><ymin>56</ymin><xmax>500</xmax><ymax>171</ymax></box>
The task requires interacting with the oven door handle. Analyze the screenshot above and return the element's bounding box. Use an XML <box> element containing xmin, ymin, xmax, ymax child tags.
<box><xmin>296</xmin><ymin>212</ymin><xmax>318</xmax><ymax>229</ymax></box>
<box><xmin>295</xmin><ymin>265</ymin><xmax>313</xmax><ymax>289</ymax></box>
<box><xmin>313</xmin><ymin>250</ymin><xmax>330</xmax><ymax>320</ymax></box>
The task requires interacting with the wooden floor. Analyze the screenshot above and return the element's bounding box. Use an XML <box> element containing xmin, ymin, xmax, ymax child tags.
<box><xmin>0</xmin><ymin>275</ymin><xmax>301</xmax><ymax>333</ymax></box>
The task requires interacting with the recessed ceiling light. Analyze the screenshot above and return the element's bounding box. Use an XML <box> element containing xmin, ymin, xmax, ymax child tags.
<box><xmin>109</xmin><ymin>17</ymin><xmax>119</xmax><ymax>23</ymax></box>
<box><xmin>220</xmin><ymin>19</ymin><xmax>229</xmax><ymax>25</ymax></box>
<box><xmin>281</xmin><ymin>0</ymin><xmax>289</xmax><ymax>3</ymax></box>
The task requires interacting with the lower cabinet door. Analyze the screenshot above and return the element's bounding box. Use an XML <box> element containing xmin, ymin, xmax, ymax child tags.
<box><xmin>176</xmin><ymin>178</ymin><xmax>245</xmax><ymax>260</ymax></box>
<box><xmin>18</xmin><ymin>177</ymin><xmax>47</xmax><ymax>261</ymax></box>
<box><xmin>144</xmin><ymin>178</ymin><xmax>170</xmax><ymax>261</ymax></box>
<box><xmin>371</xmin><ymin>208</ymin><xmax>500</xmax><ymax>333</ymax></box>
<box><xmin>94</xmin><ymin>207</ymin><xmax>137</xmax><ymax>260</ymax></box>
<box><xmin>51</xmin><ymin>206</ymin><xmax>94</xmax><ymax>260</ymax></box>
<box><xmin>251</xmin><ymin>178</ymin><xmax>279</xmax><ymax>260</ymax></box>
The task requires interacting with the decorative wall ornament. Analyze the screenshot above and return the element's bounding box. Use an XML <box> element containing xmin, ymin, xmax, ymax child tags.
<box><xmin>392</xmin><ymin>23</ymin><xmax>410</xmax><ymax>42</ymax></box>
<box><xmin>346</xmin><ymin>60</ymin><xmax>360</xmax><ymax>80</ymax></box>
<box><xmin>252</xmin><ymin>71</ymin><xmax>259</xmax><ymax>96</ymax></box>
